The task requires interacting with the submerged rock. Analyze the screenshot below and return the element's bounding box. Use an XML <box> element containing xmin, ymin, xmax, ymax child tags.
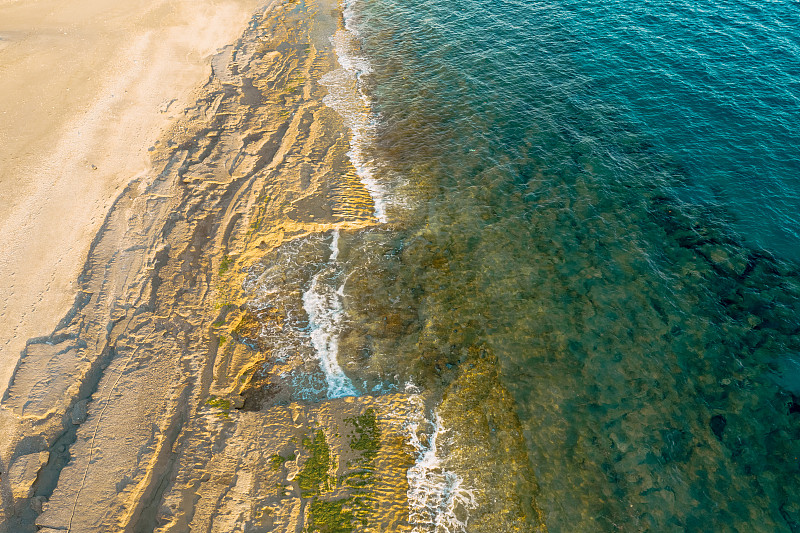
<box><xmin>710</xmin><ymin>414</ymin><xmax>727</xmax><ymax>441</ymax></box>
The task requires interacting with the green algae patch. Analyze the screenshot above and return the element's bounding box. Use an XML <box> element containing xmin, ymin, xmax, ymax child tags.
<box><xmin>270</xmin><ymin>452</ymin><xmax>296</xmax><ymax>471</ymax></box>
<box><xmin>205</xmin><ymin>395</ymin><xmax>232</xmax><ymax>419</ymax></box>
<box><xmin>300</xmin><ymin>426</ymin><xmax>368</xmax><ymax>532</ymax></box>
<box><xmin>346</xmin><ymin>408</ymin><xmax>380</xmax><ymax>463</ymax></box>
<box><xmin>341</xmin><ymin>408</ymin><xmax>381</xmax><ymax>492</ymax></box>
<box><xmin>307</xmin><ymin>498</ymin><xmax>355</xmax><ymax>533</ymax></box>
<box><xmin>297</xmin><ymin>404</ymin><xmax>400</xmax><ymax>532</ymax></box>
<box><xmin>205</xmin><ymin>396</ymin><xmax>231</xmax><ymax>411</ymax></box>
<box><xmin>299</xmin><ymin>430</ymin><xmax>333</xmax><ymax>496</ymax></box>
<box><xmin>270</xmin><ymin>454</ymin><xmax>286</xmax><ymax>471</ymax></box>
<box><xmin>218</xmin><ymin>255</ymin><xmax>233</xmax><ymax>275</ymax></box>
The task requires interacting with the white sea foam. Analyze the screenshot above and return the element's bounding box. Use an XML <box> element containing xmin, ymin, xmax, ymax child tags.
<box><xmin>240</xmin><ymin>234</ymin><xmax>359</xmax><ymax>401</ymax></box>
<box><xmin>406</xmin><ymin>398</ymin><xmax>477</xmax><ymax>533</ymax></box>
<box><xmin>319</xmin><ymin>0</ymin><xmax>388</xmax><ymax>223</ymax></box>
<box><xmin>302</xmin><ymin>230</ymin><xmax>359</xmax><ymax>398</ymax></box>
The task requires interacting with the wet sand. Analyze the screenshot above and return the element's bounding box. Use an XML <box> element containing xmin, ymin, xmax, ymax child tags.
<box><xmin>0</xmin><ymin>0</ymin><xmax>264</xmax><ymax>399</ymax></box>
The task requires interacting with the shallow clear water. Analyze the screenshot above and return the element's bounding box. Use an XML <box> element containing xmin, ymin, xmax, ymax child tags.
<box><xmin>315</xmin><ymin>0</ymin><xmax>800</xmax><ymax>531</ymax></box>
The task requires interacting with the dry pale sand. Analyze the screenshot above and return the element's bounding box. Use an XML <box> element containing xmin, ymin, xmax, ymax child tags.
<box><xmin>0</xmin><ymin>0</ymin><xmax>264</xmax><ymax>398</ymax></box>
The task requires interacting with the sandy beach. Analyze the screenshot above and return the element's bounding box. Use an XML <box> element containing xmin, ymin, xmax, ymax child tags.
<box><xmin>0</xmin><ymin>0</ymin><xmax>263</xmax><ymax>399</ymax></box>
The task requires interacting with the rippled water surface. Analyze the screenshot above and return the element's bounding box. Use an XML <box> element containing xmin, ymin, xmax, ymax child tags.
<box><xmin>307</xmin><ymin>0</ymin><xmax>800</xmax><ymax>530</ymax></box>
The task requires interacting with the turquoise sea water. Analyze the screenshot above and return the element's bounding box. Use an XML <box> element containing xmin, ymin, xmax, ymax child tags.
<box><xmin>319</xmin><ymin>0</ymin><xmax>800</xmax><ymax>531</ymax></box>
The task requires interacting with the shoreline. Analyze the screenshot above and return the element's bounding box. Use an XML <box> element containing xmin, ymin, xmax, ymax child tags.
<box><xmin>0</xmin><ymin>0</ymin><xmax>549</xmax><ymax>531</ymax></box>
<box><xmin>0</xmin><ymin>0</ymin><xmax>403</xmax><ymax>529</ymax></box>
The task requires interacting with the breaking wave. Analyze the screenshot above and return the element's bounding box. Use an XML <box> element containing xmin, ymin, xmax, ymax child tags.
<box><xmin>302</xmin><ymin>230</ymin><xmax>359</xmax><ymax>398</ymax></box>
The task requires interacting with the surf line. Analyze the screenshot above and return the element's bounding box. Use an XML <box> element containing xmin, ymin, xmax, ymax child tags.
<box><xmin>319</xmin><ymin>0</ymin><xmax>388</xmax><ymax>223</ymax></box>
<box><xmin>302</xmin><ymin>230</ymin><xmax>358</xmax><ymax>398</ymax></box>
<box><xmin>317</xmin><ymin>3</ymin><xmax>480</xmax><ymax>530</ymax></box>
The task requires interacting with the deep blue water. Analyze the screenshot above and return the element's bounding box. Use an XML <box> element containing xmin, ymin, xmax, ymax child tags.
<box><xmin>332</xmin><ymin>0</ymin><xmax>800</xmax><ymax>530</ymax></box>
